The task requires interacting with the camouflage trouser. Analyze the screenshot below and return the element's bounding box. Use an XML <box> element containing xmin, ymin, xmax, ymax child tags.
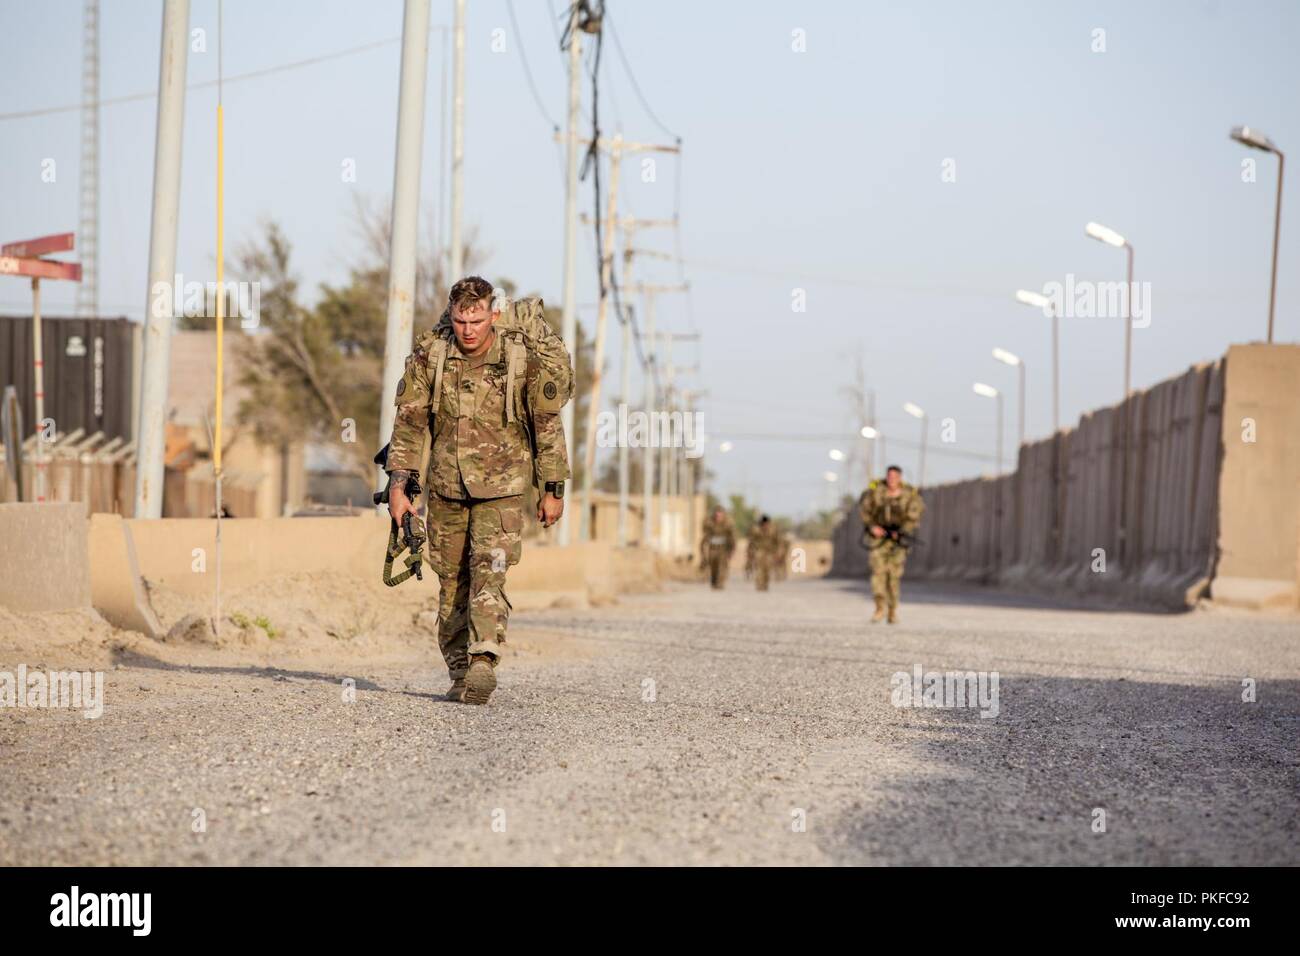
<box><xmin>427</xmin><ymin>492</ymin><xmax>524</xmax><ymax>680</ymax></box>
<box><xmin>755</xmin><ymin>558</ymin><xmax>772</xmax><ymax>591</ymax></box>
<box><xmin>868</xmin><ymin>542</ymin><xmax>907</xmax><ymax>610</ymax></box>
<box><xmin>708</xmin><ymin>554</ymin><xmax>730</xmax><ymax>589</ymax></box>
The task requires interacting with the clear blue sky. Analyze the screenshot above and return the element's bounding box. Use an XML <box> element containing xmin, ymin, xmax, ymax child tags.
<box><xmin>2</xmin><ymin>0</ymin><xmax>1297</xmax><ymax>515</ymax></box>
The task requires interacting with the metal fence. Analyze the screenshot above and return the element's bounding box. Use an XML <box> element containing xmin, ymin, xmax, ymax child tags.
<box><xmin>0</xmin><ymin>426</ymin><xmax>138</xmax><ymax>515</ymax></box>
<box><xmin>1</xmin><ymin>314</ymin><xmax>135</xmax><ymax>444</ymax></box>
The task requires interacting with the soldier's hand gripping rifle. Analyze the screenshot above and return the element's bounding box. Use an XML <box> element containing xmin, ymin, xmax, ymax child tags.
<box><xmin>373</xmin><ymin>444</ymin><xmax>426</xmax><ymax>587</ymax></box>
<box><xmin>860</xmin><ymin>522</ymin><xmax>923</xmax><ymax>550</ymax></box>
<box><xmin>880</xmin><ymin>523</ymin><xmax>921</xmax><ymax>548</ymax></box>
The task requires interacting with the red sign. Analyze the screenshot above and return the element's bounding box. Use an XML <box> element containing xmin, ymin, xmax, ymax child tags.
<box><xmin>0</xmin><ymin>256</ymin><xmax>82</xmax><ymax>281</ymax></box>
<box><xmin>1</xmin><ymin>232</ymin><xmax>74</xmax><ymax>259</ymax></box>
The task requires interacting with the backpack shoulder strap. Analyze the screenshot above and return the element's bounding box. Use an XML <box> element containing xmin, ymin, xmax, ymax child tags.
<box><xmin>429</xmin><ymin>336</ymin><xmax>450</xmax><ymax>408</ymax></box>
<box><xmin>503</xmin><ymin>332</ymin><xmax>528</xmax><ymax>423</ymax></box>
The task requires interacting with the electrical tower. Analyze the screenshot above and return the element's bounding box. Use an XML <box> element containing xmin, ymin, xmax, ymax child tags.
<box><xmin>77</xmin><ymin>0</ymin><xmax>100</xmax><ymax>317</ymax></box>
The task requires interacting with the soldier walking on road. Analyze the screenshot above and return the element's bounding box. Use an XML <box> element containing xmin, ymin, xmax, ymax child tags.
<box><xmin>699</xmin><ymin>506</ymin><xmax>736</xmax><ymax>590</ymax></box>
<box><xmin>774</xmin><ymin>529</ymin><xmax>792</xmax><ymax>582</ymax></box>
<box><xmin>746</xmin><ymin>515</ymin><xmax>782</xmax><ymax>591</ymax></box>
<box><xmin>385</xmin><ymin>277</ymin><xmax>572</xmax><ymax>704</ymax></box>
<box><xmin>858</xmin><ymin>465</ymin><xmax>925</xmax><ymax>624</ymax></box>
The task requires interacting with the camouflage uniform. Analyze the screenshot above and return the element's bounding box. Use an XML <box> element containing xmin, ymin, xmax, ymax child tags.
<box><xmin>858</xmin><ymin>480</ymin><xmax>925</xmax><ymax>621</ymax></box>
<box><xmin>746</xmin><ymin>522</ymin><xmax>782</xmax><ymax>591</ymax></box>
<box><xmin>699</xmin><ymin>513</ymin><xmax>736</xmax><ymax>590</ymax></box>
<box><xmin>388</xmin><ymin>299</ymin><xmax>570</xmax><ymax>682</ymax></box>
<box><xmin>774</xmin><ymin>532</ymin><xmax>792</xmax><ymax>582</ymax></box>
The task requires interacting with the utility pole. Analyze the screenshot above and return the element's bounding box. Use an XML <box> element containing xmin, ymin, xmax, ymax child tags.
<box><xmin>605</xmin><ymin>236</ymin><xmax>677</xmax><ymax>546</ymax></box>
<box><xmin>866</xmin><ymin>389</ymin><xmax>876</xmax><ymax>482</ymax></box>
<box><xmin>653</xmin><ymin>330</ymin><xmax>700</xmax><ymax>555</ymax></box>
<box><xmin>680</xmin><ymin>387</ymin><xmax>707</xmax><ymax>554</ymax></box>
<box><xmin>377</xmin><ymin>0</ymin><xmax>431</xmax><ymax>488</ymax></box>
<box><xmin>571</xmin><ymin>138</ymin><xmax>680</xmax><ymax>540</ymax></box>
<box><xmin>665</xmin><ymin>360</ymin><xmax>700</xmax><ymax>505</ymax></box>
<box><xmin>557</xmin><ymin>3</ymin><xmax>582</xmax><ymax>546</ymax></box>
<box><xmin>626</xmin><ymin>282</ymin><xmax>687</xmax><ymax>549</ymax></box>
<box><xmin>616</xmin><ymin>240</ymin><xmax>635</xmax><ymax>547</ymax></box>
<box><xmin>578</xmin><ymin>134</ymin><xmax>622</xmax><ymax>540</ymax></box>
<box><xmin>448</xmin><ymin>0</ymin><xmax>465</xmax><ymax>280</ymax></box>
<box><xmin>133</xmin><ymin>0</ymin><xmax>190</xmax><ymax>519</ymax></box>
<box><xmin>77</xmin><ymin>0</ymin><xmax>99</xmax><ymax>319</ymax></box>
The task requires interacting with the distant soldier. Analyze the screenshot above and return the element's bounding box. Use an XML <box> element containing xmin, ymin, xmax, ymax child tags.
<box><xmin>746</xmin><ymin>514</ymin><xmax>781</xmax><ymax>591</ymax></box>
<box><xmin>386</xmin><ymin>277</ymin><xmax>572</xmax><ymax>704</ymax></box>
<box><xmin>699</xmin><ymin>506</ymin><xmax>736</xmax><ymax>590</ymax></box>
<box><xmin>774</xmin><ymin>529</ymin><xmax>792</xmax><ymax>582</ymax></box>
<box><xmin>858</xmin><ymin>465</ymin><xmax>925</xmax><ymax>623</ymax></box>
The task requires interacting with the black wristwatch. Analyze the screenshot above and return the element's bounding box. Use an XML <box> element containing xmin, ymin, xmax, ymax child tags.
<box><xmin>544</xmin><ymin>480</ymin><xmax>565</xmax><ymax>499</ymax></box>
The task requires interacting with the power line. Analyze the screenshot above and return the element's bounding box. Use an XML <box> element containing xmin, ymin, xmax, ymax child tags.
<box><xmin>604</xmin><ymin>10</ymin><xmax>681</xmax><ymax>143</ymax></box>
<box><xmin>711</xmin><ymin>431</ymin><xmax>999</xmax><ymax>464</ymax></box>
<box><xmin>504</xmin><ymin>0</ymin><xmax>559</xmax><ymax>131</ymax></box>
<box><xmin>0</xmin><ymin>31</ymin><xmax>450</xmax><ymax>122</ymax></box>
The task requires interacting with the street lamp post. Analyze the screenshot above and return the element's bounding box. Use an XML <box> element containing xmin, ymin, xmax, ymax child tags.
<box><xmin>860</xmin><ymin>425</ymin><xmax>879</xmax><ymax>484</ymax></box>
<box><xmin>1231</xmin><ymin>125</ymin><xmax>1286</xmax><ymax>343</ymax></box>
<box><xmin>992</xmin><ymin>348</ymin><xmax>1024</xmax><ymax>449</ymax></box>
<box><xmin>1085</xmin><ymin>221</ymin><xmax>1135</xmax><ymax>403</ymax></box>
<box><xmin>1086</xmin><ymin>220</ymin><xmax>1136</xmax><ymax>567</ymax></box>
<box><xmin>973</xmin><ymin>381</ymin><xmax>1005</xmax><ymax>576</ymax></box>
<box><xmin>822</xmin><ymin>470</ymin><xmax>839</xmax><ymax>513</ymax></box>
<box><xmin>993</xmin><ymin>347</ymin><xmax>1026</xmax><ymax>564</ymax></box>
<box><xmin>1015</xmin><ymin>290</ymin><xmax>1058</xmax><ymax>434</ymax></box>
<box><xmin>902</xmin><ymin>402</ymin><xmax>927</xmax><ymax>488</ymax></box>
<box><xmin>973</xmin><ymin>382</ymin><xmax>1003</xmax><ymax>475</ymax></box>
<box><xmin>1014</xmin><ymin>292</ymin><xmax>1064</xmax><ymax>562</ymax></box>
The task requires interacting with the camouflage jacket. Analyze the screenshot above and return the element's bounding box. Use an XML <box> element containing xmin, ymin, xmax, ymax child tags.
<box><xmin>387</xmin><ymin>300</ymin><xmax>571</xmax><ymax>500</ymax></box>
<box><xmin>747</xmin><ymin>524</ymin><xmax>782</xmax><ymax>561</ymax></box>
<box><xmin>700</xmin><ymin>515</ymin><xmax>736</xmax><ymax>559</ymax></box>
<box><xmin>858</xmin><ymin>481</ymin><xmax>925</xmax><ymax>542</ymax></box>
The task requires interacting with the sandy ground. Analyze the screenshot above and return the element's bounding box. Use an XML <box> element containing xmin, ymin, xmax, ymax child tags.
<box><xmin>0</xmin><ymin>572</ymin><xmax>1296</xmax><ymax>866</ymax></box>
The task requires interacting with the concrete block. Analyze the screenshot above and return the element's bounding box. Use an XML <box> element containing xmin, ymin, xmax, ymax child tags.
<box><xmin>87</xmin><ymin>513</ymin><xmax>164</xmax><ymax>638</ymax></box>
<box><xmin>0</xmin><ymin>502</ymin><xmax>91</xmax><ymax>612</ymax></box>
<box><xmin>1212</xmin><ymin>576</ymin><xmax>1298</xmax><ymax>610</ymax></box>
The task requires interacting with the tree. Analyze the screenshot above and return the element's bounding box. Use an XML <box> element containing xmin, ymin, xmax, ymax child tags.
<box><xmin>232</xmin><ymin>206</ymin><xmax>594</xmax><ymax>485</ymax></box>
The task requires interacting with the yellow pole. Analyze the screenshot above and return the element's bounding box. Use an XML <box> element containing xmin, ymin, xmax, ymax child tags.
<box><xmin>213</xmin><ymin>0</ymin><xmax>224</xmax><ymax>636</ymax></box>
<box><xmin>214</xmin><ymin>102</ymin><xmax>224</xmax><ymax>475</ymax></box>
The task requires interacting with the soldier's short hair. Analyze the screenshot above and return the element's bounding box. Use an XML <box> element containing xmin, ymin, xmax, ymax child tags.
<box><xmin>886</xmin><ymin>464</ymin><xmax>903</xmax><ymax>475</ymax></box>
<box><xmin>449</xmin><ymin>276</ymin><xmax>495</xmax><ymax>313</ymax></box>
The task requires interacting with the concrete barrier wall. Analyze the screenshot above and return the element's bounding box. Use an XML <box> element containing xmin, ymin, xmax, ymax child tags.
<box><xmin>832</xmin><ymin>345</ymin><xmax>1300</xmax><ymax>609</ymax></box>
<box><xmin>117</xmin><ymin>515</ymin><xmax>627</xmax><ymax>597</ymax></box>
<box><xmin>1213</xmin><ymin>344</ymin><xmax>1300</xmax><ymax>608</ymax></box>
<box><xmin>5</xmin><ymin>505</ymin><xmax>660</xmax><ymax>622</ymax></box>
<box><xmin>0</xmin><ymin>503</ymin><xmax>92</xmax><ymax>612</ymax></box>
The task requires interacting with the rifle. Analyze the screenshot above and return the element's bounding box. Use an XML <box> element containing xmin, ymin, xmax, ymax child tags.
<box><xmin>373</xmin><ymin>444</ymin><xmax>426</xmax><ymax>587</ymax></box>
<box><xmin>861</xmin><ymin>522</ymin><xmax>922</xmax><ymax>550</ymax></box>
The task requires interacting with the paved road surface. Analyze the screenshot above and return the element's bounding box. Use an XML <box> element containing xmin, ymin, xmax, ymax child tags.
<box><xmin>3</xmin><ymin>577</ymin><xmax>1296</xmax><ymax>865</ymax></box>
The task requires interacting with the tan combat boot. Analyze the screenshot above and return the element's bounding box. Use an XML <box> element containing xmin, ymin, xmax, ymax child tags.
<box><xmin>871</xmin><ymin>597</ymin><xmax>885</xmax><ymax>623</ymax></box>
<box><xmin>464</xmin><ymin>654</ymin><xmax>498</xmax><ymax>705</ymax></box>
<box><xmin>446</xmin><ymin>678</ymin><xmax>467</xmax><ymax>703</ymax></box>
<box><xmin>887</xmin><ymin>606</ymin><xmax>898</xmax><ymax>624</ymax></box>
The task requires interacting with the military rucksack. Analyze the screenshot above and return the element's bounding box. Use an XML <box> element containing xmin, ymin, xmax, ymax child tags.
<box><xmin>428</xmin><ymin>296</ymin><xmax>573</xmax><ymax>422</ymax></box>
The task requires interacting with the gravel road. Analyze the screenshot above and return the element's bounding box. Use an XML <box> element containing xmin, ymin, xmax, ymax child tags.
<box><xmin>2</xmin><ymin>577</ymin><xmax>1297</xmax><ymax>865</ymax></box>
